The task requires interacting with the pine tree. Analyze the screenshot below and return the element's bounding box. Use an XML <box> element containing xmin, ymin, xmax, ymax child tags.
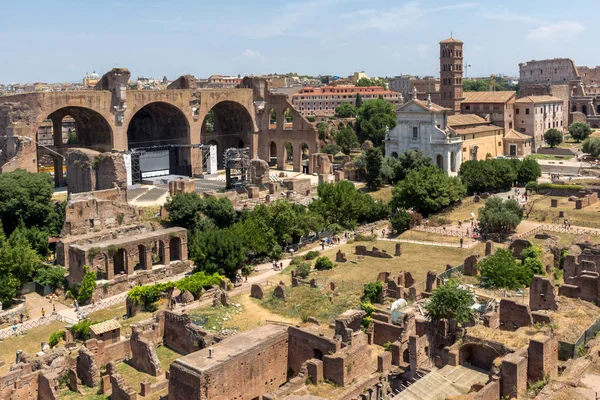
<box><xmin>355</xmin><ymin>93</ymin><xmax>363</xmax><ymax>108</ymax></box>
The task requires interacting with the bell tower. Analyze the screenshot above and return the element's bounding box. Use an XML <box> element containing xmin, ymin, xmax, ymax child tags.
<box><xmin>439</xmin><ymin>37</ymin><xmax>464</xmax><ymax>113</ymax></box>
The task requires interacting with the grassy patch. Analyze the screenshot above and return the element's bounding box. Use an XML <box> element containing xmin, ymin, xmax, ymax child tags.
<box><xmin>529</xmin><ymin>154</ymin><xmax>575</xmax><ymax>160</ymax></box>
<box><xmin>262</xmin><ymin>285</ymin><xmax>361</xmax><ymax>325</ymax></box>
<box><xmin>87</xmin><ymin>301</ymin><xmax>163</xmax><ymax>337</ymax></box>
<box><xmin>527</xmin><ymin>195</ymin><xmax>600</xmax><ymax>225</ymax></box>
<box><xmin>398</xmin><ymin>230</ymin><xmax>468</xmax><ymax>244</ymax></box>
<box><xmin>313</xmin><ymin>240</ymin><xmax>483</xmax><ymax>284</ymax></box>
<box><xmin>60</xmin><ymin>385</ymin><xmax>106</xmax><ymax>400</ymax></box>
<box><xmin>361</xmin><ymin>185</ymin><xmax>393</xmax><ymax>201</ymax></box>
<box><xmin>0</xmin><ymin>321</ymin><xmax>67</xmax><ymax>374</ymax></box>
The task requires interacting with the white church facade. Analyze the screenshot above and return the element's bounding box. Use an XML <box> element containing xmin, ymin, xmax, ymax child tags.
<box><xmin>385</xmin><ymin>92</ymin><xmax>463</xmax><ymax>176</ymax></box>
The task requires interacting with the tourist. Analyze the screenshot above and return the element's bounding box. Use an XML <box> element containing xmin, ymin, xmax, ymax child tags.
<box><xmin>82</xmin><ymin>311</ymin><xmax>87</xmax><ymax>320</ymax></box>
<box><xmin>382</xmin><ymin>229</ymin><xmax>386</xmax><ymax>238</ymax></box>
<box><xmin>41</xmin><ymin>308</ymin><xmax>46</xmax><ymax>318</ymax></box>
<box><xmin>12</xmin><ymin>323</ymin><xmax>18</xmax><ymax>336</ymax></box>
<box><xmin>52</xmin><ymin>304</ymin><xmax>56</xmax><ymax>314</ymax></box>
<box><xmin>74</xmin><ymin>299</ymin><xmax>78</xmax><ymax>312</ymax></box>
<box><xmin>460</xmin><ymin>238</ymin><xmax>464</xmax><ymax>248</ymax></box>
<box><xmin>19</xmin><ymin>312</ymin><xmax>24</xmax><ymax>323</ymax></box>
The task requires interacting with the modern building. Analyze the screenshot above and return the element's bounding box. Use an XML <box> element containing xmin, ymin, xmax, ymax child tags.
<box><xmin>351</xmin><ymin>71</ymin><xmax>369</xmax><ymax>83</ymax></box>
<box><xmin>385</xmin><ymin>92</ymin><xmax>462</xmax><ymax>176</ymax></box>
<box><xmin>460</xmin><ymin>91</ymin><xmax>517</xmax><ymax>133</ymax></box>
<box><xmin>514</xmin><ymin>95</ymin><xmax>564</xmax><ymax>150</ymax></box>
<box><xmin>291</xmin><ymin>85</ymin><xmax>401</xmax><ymax>116</ymax></box>
<box><xmin>197</xmin><ymin>75</ymin><xmax>243</xmax><ymax>89</ymax></box>
<box><xmin>439</xmin><ymin>37</ymin><xmax>464</xmax><ymax>113</ymax></box>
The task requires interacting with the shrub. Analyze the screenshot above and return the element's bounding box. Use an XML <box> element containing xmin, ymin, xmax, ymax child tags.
<box><xmin>48</xmin><ymin>330</ymin><xmax>65</xmax><ymax>347</ymax></box>
<box><xmin>70</xmin><ymin>319</ymin><xmax>93</xmax><ymax>340</ymax></box>
<box><xmin>362</xmin><ymin>281</ymin><xmax>383</xmax><ymax>303</ymax></box>
<box><xmin>383</xmin><ymin>341</ymin><xmax>393</xmax><ymax>352</ymax></box>
<box><xmin>34</xmin><ymin>266</ymin><xmax>67</xmax><ymax>290</ymax></box>
<box><xmin>390</xmin><ymin>210</ymin><xmax>411</xmax><ymax>234</ymax></box>
<box><xmin>360</xmin><ymin>301</ymin><xmax>376</xmax><ymax>316</ymax></box>
<box><xmin>295</xmin><ymin>262</ymin><xmax>311</xmax><ymax>279</ymax></box>
<box><xmin>354</xmin><ymin>233</ymin><xmax>376</xmax><ymax>242</ymax></box>
<box><xmin>536</xmin><ymin>183</ymin><xmax>584</xmax><ymax>191</ymax></box>
<box><xmin>314</xmin><ymin>256</ymin><xmax>334</xmax><ymax>271</ymax></box>
<box><xmin>290</xmin><ymin>256</ymin><xmax>306</xmax><ymax>266</ymax></box>
<box><xmin>304</xmin><ymin>251</ymin><xmax>320</xmax><ymax>261</ymax></box>
<box><xmin>478</xmin><ymin>249</ymin><xmax>532</xmax><ymax>289</ymax></box>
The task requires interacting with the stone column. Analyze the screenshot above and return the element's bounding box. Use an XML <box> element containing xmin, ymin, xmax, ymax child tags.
<box><xmin>51</xmin><ymin>115</ymin><xmax>63</xmax><ymax>146</ymax></box>
<box><xmin>144</xmin><ymin>247</ymin><xmax>153</xmax><ymax>270</ymax></box>
<box><xmin>163</xmin><ymin>245</ymin><xmax>171</xmax><ymax>265</ymax></box>
<box><xmin>126</xmin><ymin>252</ymin><xmax>134</xmax><ymax>275</ymax></box>
<box><xmin>181</xmin><ymin>241</ymin><xmax>188</xmax><ymax>262</ymax></box>
<box><xmin>293</xmin><ymin>144</ymin><xmax>302</xmax><ymax>172</ymax></box>
<box><xmin>106</xmin><ymin>255</ymin><xmax>114</xmax><ymax>281</ymax></box>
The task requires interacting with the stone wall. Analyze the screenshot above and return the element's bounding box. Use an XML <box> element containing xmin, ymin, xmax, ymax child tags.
<box><xmin>110</xmin><ymin>372</ymin><xmax>138</xmax><ymax>400</ymax></box>
<box><xmin>499</xmin><ymin>299</ymin><xmax>533</xmax><ymax>330</ymax></box>
<box><xmin>129</xmin><ymin>328</ymin><xmax>162</xmax><ymax>376</ymax></box>
<box><xmin>372</xmin><ymin>320</ymin><xmax>405</xmax><ymax>347</ymax></box>
<box><xmin>528</xmin><ymin>335</ymin><xmax>558</xmax><ymax>382</ymax></box>
<box><xmin>288</xmin><ymin>326</ymin><xmax>340</xmax><ymax>377</ymax></box>
<box><xmin>529</xmin><ymin>276</ymin><xmax>558</xmax><ymax>311</ymax></box>
<box><xmin>500</xmin><ymin>351</ymin><xmax>528</xmax><ymax>399</ymax></box>
<box><xmin>163</xmin><ymin>311</ymin><xmax>219</xmax><ymax>355</ymax></box>
<box><xmin>322</xmin><ymin>332</ymin><xmax>372</xmax><ymax>387</ymax></box>
<box><xmin>168</xmin><ymin>324</ymin><xmax>289</xmax><ymax>400</ymax></box>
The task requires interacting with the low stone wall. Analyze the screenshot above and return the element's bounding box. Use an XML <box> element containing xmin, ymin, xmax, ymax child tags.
<box><xmin>372</xmin><ymin>320</ymin><xmax>405</xmax><ymax>346</ymax></box>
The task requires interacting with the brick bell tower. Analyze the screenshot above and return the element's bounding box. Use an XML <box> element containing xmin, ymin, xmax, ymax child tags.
<box><xmin>439</xmin><ymin>37</ymin><xmax>464</xmax><ymax>113</ymax></box>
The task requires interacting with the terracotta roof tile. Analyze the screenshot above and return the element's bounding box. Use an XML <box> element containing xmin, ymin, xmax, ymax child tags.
<box><xmin>440</xmin><ymin>37</ymin><xmax>463</xmax><ymax>44</ymax></box>
<box><xmin>515</xmin><ymin>95</ymin><xmax>564</xmax><ymax>104</ymax></box>
<box><xmin>447</xmin><ymin>114</ymin><xmax>488</xmax><ymax>127</ymax></box>
<box><xmin>504</xmin><ymin>129</ymin><xmax>533</xmax><ymax>141</ymax></box>
<box><xmin>462</xmin><ymin>91</ymin><xmax>516</xmax><ymax>104</ymax></box>
<box><xmin>90</xmin><ymin>319</ymin><xmax>121</xmax><ymax>335</ymax></box>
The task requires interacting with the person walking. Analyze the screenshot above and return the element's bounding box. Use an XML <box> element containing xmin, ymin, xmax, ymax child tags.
<box><xmin>74</xmin><ymin>299</ymin><xmax>79</xmax><ymax>312</ymax></box>
<box><xmin>41</xmin><ymin>308</ymin><xmax>46</xmax><ymax>318</ymax></box>
<box><xmin>460</xmin><ymin>237</ymin><xmax>464</xmax><ymax>248</ymax></box>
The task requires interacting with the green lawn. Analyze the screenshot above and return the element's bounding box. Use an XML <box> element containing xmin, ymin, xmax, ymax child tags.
<box><xmin>529</xmin><ymin>154</ymin><xmax>574</xmax><ymax>160</ymax></box>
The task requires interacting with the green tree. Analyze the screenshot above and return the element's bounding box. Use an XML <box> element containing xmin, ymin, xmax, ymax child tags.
<box><xmin>380</xmin><ymin>156</ymin><xmax>400</xmax><ymax>184</ymax></box>
<box><xmin>424</xmin><ymin>280</ymin><xmax>475</xmax><ymax>324</ymax></box>
<box><xmin>322</xmin><ymin>144</ymin><xmax>342</xmax><ymax>155</ymax></box>
<box><xmin>544</xmin><ymin>128</ymin><xmax>563</xmax><ymax>148</ymax></box>
<box><xmin>395</xmin><ymin>150</ymin><xmax>434</xmax><ymax>181</ymax></box>
<box><xmin>390</xmin><ymin>210</ymin><xmax>411</xmax><ymax>234</ymax></box>
<box><xmin>356</xmin><ymin>99</ymin><xmax>396</xmax><ymax>147</ymax></box>
<box><xmin>463</xmin><ymin>80</ymin><xmax>492</xmax><ymax>92</ymax></box>
<box><xmin>478</xmin><ymin>197</ymin><xmax>523</xmax><ymax>234</ymax></box>
<box><xmin>365</xmin><ymin>148</ymin><xmax>383</xmax><ymax>189</ymax></box>
<box><xmin>317</xmin><ymin>122</ymin><xmax>328</xmax><ymax>141</ymax></box>
<box><xmin>517</xmin><ymin>158</ymin><xmax>542</xmax><ymax>185</ymax></box>
<box><xmin>356</xmin><ymin>77</ymin><xmax>387</xmax><ymax>88</ymax></box>
<box><xmin>34</xmin><ymin>266</ymin><xmax>67</xmax><ymax>290</ymax></box>
<box><xmin>392</xmin><ymin>166</ymin><xmax>466</xmax><ymax>215</ymax></box>
<box><xmin>165</xmin><ymin>193</ymin><xmax>236</xmax><ymax>231</ymax></box>
<box><xmin>334</xmin><ymin>127</ymin><xmax>359</xmax><ymax>155</ymax></box>
<box><xmin>334</xmin><ymin>102</ymin><xmax>358</xmax><ymax>118</ymax></box>
<box><xmin>78</xmin><ymin>267</ymin><xmax>97</xmax><ymax>304</ymax></box>
<box><xmin>306</xmin><ymin>115</ymin><xmax>316</xmax><ymax>123</ymax></box>
<box><xmin>569</xmin><ymin>122</ymin><xmax>593</xmax><ymax>142</ymax></box>
<box><xmin>355</xmin><ymin>93</ymin><xmax>363</xmax><ymax>108</ymax></box>
<box><xmin>478</xmin><ymin>249</ymin><xmax>531</xmax><ymax>289</ymax></box>
<box><xmin>459</xmin><ymin>159</ymin><xmax>519</xmax><ymax>194</ymax></box>
<box><xmin>190</xmin><ymin>228</ymin><xmax>246</xmax><ymax>280</ymax></box>
<box><xmin>232</xmin><ymin>211</ymin><xmax>281</xmax><ymax>260</ymax></box>
<box><xmin>0</xmin><ymin>170</ymin><xmax>60</xmax><ymax>236</ymax></box>
<box><xmin>583</xmin><ymin>137</ymin><xmax>600</xmax><ymax>157</ymax></box>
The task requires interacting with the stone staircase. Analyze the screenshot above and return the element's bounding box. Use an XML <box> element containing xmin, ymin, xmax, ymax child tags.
<box><xmin>391</xmin><ymin>365</ymin><xmax>489</xmax><ymax>400</ymax></box>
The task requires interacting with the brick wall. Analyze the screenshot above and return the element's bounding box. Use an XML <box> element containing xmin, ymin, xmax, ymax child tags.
<box><xmin>528</xmin><ymin>335</ymin><xmax>558</xmax><ymax>382</ymax></box>
<box><xmin>322</xmin><ymin>332</ymin><xmax>372</xmax><ymax>387</ymax></box>
<box><xmin>372</xmin><ymin>320</ymin><xmax>405</xmax><ymax>346</ymax></box>
<box><xmin>459</xmin><ymin>343</ymin><xmax>501</xmax><ymax>371</ymax></box>
<box><xmin>288</xmin><ymin>327</ymin><xmax>339</xmax><ymax>377</ymax></box>
<box><xmin>500</xmin><ymin>352</ymin><xmax>528</xmax><ymax>399</ymax></box>
<box><xmin>499</xmin><ymin>299</ymin><xmax>533</xmax><ymax>330</ymax></box>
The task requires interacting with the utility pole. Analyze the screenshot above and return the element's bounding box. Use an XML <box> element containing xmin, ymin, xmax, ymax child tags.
<box><xmin>464</xmin><ymin>62</ymin><xmax>472</xmax><ymax>79</ymax></box>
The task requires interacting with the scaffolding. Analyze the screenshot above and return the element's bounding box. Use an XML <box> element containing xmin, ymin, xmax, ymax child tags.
<box><xmin>223</xmin><ymin>147</ymin><xmax>250</xmax><ymax>189</ymax></box>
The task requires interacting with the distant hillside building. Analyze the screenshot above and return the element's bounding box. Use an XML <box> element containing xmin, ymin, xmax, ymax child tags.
<box><xmin>389</xmin><ymin>75</ymin><xmax>440</xmax><ymax>101</ymax></box>
<box><xmin>460</xmin><ymin>91</ymin><xmax>517</xmax><ymax>133</ymax></box>
<box><xmin>291</xmin><ymin>85</ymin><xmax>401</xmax><ymax>116</ymax></box>
<box><xmin>447</xmin><ymin>114</ymin><xmax>505</xmax><ymax>161</ymax></box>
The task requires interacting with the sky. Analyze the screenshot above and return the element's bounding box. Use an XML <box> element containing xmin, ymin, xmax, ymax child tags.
<box><xmin>0</xmin><ymin>0</ymin><xmax>598</xmax><ymax>83</ymax></box>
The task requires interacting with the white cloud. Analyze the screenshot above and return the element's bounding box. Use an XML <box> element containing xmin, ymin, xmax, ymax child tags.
<box><xmin>526</xmin><ymin>21</ymin><xmax>585</xmax><ymax>42</ymax></box>
<box><xmin>481</xmin><ymin>9</ymin><xmax>542</xmax><ymax>24</ymax></box>
<box><xmin>242</xmin><ymin>49</ymin><xmax>267</xmax><ymax>62</ymax></box>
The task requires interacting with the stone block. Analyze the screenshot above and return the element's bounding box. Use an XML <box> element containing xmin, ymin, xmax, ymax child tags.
<box><xmin>395</xmin><ymin>242</ymin><xmax>402</xmax><ymax>256</ymax></box>
<box><xmin>306</xmin><ymin>359</ymin><xmax>323</xmax><ymax>384</ymax></box>
<box><xmin>485</xmin><ymin>240</ymin><xmax>493</xmax><ymax>256</ymax></box>
<box><xmin>335</xmin><ymin>250</ymin><xmax>347</xmax><ymax>262</ymax></box>
<box><xmin>377</xmin><ymin>352</ymin><xmax>392</xmax><ymax>372</ymax></box>
<box><xmin>550</xmin><ymin>199</ymin><xmax>558</xmax><ymax>207</ymax></box>
<box><xmin>463</xmin><ymin>254</ymin><xmax>479</xmax><ymax>276</ymax></box>
<box><xmin>273</xmin><ymin>284</ymin><xmax>286</xmax><ymax>299</ymax></box>
<box><xmin>247</xmin><ymin>186</ymin><xmax>260</xmax><ymax>199</ymax></box>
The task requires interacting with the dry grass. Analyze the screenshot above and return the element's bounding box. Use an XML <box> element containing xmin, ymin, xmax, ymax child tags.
<box><xmin>542</xmin><ymin>297</ymin><xmax>600</xmax><ymax>343</ymax></box>
<box><xmin>313</xmin><ymin>239</ymin><xmax>484</xmax><ymax>284</ymax></box>
<box><xmin>398</xmin><ymin>230</ymin><xmax>470</xmax><ymax>245</ymax></box>
<box><xmin>0</xmin><ymin>321</ymin><xmax>67</xmax><ymax>374</ymax></box>
<box><xmin>530</xmin><ymin>195</ymin><xmax>600</xmax><ymax>224</ymax></box>
<box><xmin>361</xmin><ymin>185</ymin><xmax>393</xmax><ymax>202</ymax></box>
<box><xmin>467</xmin><ymin>325</ymin><xmax>538</xmax><ymax>351</ymax></box>
<box><xmin>189</xmin><ymin>292</ymin><xmax>298</xmax><ymax>332</ymax></box>
<box><xmin>437</xmin><ymin>197</ymin><xmax>484</xmax><ymax>224</ymax></box>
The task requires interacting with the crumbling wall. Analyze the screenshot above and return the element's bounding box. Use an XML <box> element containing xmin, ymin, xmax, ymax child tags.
<box><xmin>110</xmin><ymin>372</ymin><xmax>138</xmax><ymax>400</ymax></box>
<box><xmin>163</xmin><ymin>311</ymin><xmax>218</xmax><ymax>355</ymax></box>
<box><xmin>499</xmin><ymin>299</ymin><xmax>533</xmax><ymax>330</ymax></box>
<box><xmin>528</xmin><ymin>335</ymin><xmax>558</xmax><ymax>382</ymax></box>
<box><xmin>129</xmin><ymin>327</ymin><xmax>162</xmax><ymax>376</ymax></box>
<box><xmin>288</xmin><ymin>326</ymin><xmax>340</xmax><ymax>377</ymax></box>
<box><xmin>500</xmin><ymin>351</ymin><xmax>528</xmax><ymax>399</ymax></box>
<box><xmin>322</xmin><ymin>332</ymin><xmax>371</xmax><ymax>387</ymax></box>
<box><xmin>529</xmin><ymin>276</ymin><xmax>558</xmax><ymax>311</ymax></box>
<box><xmin>372</xmin><ymin>320</ymin><xmax>405</xmax><ymax>346</ymax></box>
<box><xmin>76</xmin><ymin>346</ymin><xmax>100</xmax><ymax>387</ymax></box>
<box><xmin>334</xmin><ymin>310</ymin><xmax>366</xmax><ymax>343</ymax></box>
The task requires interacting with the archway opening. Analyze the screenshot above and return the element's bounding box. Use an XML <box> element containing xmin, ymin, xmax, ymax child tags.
<box><xmin>283</xmin><ymin>142</ymin><xmax>294</xmax><ymax>170</ymax></box>
<box><xmin>450</xmin><ymin>152</ymin><xmax>457</xmax><ymax>172</ymax></box>
<box><xmin>127</xmin><ymin>102</ymin><xmax>191</xmax><ymax>182</ymax></box>
<box><xmin>582</xmin><ymin>105</ymin><xmax>588</xmax><ymax>116</ymax></box>
<box><xmin>391</xmin><ymin>152</ymin><xmax>399</xmax><ymax>159</ymax></box>
<box><xmin>153</xmin><ymin>241</ymin><xmax>165</xmax><ymax>266</ymax></box>
<box><xmin>269</xmin><ymin>108</ymin><xmax>277</xmax><ymax>130</ymax></box>
<box><xmin>113</xmin><ymin>248</ymin><xmax>127</xmax><ymax>276</ymax></box>
<box><xmin>136</xmin><ymin>244</ymin><xmax>146</xmax><ymax>271</ymax></box>
<box><xmin>301</xmin><ymin>143</ymin><xmax>310</xmax><ymax>174</ymax></box>
<box><xmin>436</xmin><ymin>155</ymin><xmax>443</xmax><ymax>169</ymax></box>
<box><xmin>313</xmin><ymin>349</ymin><xmax>323</xmax><ymax>361</ymax></box>
<box><xmin>572</xmin><ymin>105</ymin><xmax>577</xmax><ymax>113</ymax></box>
<box><xmin>597</xmin><ymin>104</ymin><xmax>600</xmax><ymax>114</ymax></box>
<box><xmin>283</xmin><ymin>108</ymin><xmax>293</xmax><ymax>130</ymax></box>
<box><xmin>170</xmin><ymin>237</ymin><xmax>182</xmax><ymax>262</ymax></box>
<box><xmin>269</xmin><ymin>142</ymin><xmax>277</xmax><ymax>166</ymax></box>
<box><xmin>201</xmin><ymin>101</ymin><xmax>254</xmax><ymax>169</ymax></box>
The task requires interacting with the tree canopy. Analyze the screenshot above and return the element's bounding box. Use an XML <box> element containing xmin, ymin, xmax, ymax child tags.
<box><xmin>391</xmin><ymin>166</ymin><xmax>466</xmax><ymax>215</ymax></box>
<box><xmin>459</xmin><ymin>158</ymin><xmax>538</xmax><ymax>193</ymax></box>
<box><xmin>334</xmin><ymin>127</ymin><xmax>359</xmax><ymax>155</ymax></box>
<box><xmin>424</xmin><ymin>280</ymin><xmax>475</xmax><ymax>324</ymax></box>
<box><xmin>356</xmin><ymin>99</ymin><xmax>397</xmax><ymax>147</ymax></box>
<box><xmin>583</xmin><ymin>137</ymin><xmax>600</xmax><ymax>157</ymax></box>
<box><xmin>0</xmin><ymin>170</ymin><xmax>61</xmax><ymax>236</ymax></box>
<box><xmin>356</xmin><ymin>77</ymin><xmax>387</xmax><ymax>88</ymax></box>
<box><xmin>544</xmin><ymin>128</ymin><xmax>563</xmax><ymax>148</ymax></box>
<box><xmin>364</xmin><ymin>148</ymin><xmax>383</xmax><ymax>190</ymax></box>
<box><xmin>189</xmin><ymin>228</ymin><xmax>247</xmax><ymax>280</ymax></box>
<box><xmin>165</xmin><ymin>192</ymin><xmax>236</xmax><ymax>231</ymax></box>
<box><xmin>569</xmin><ymin>122</ymin><xmax>593</xmax><ymax>143</ymax></box>
<box><xmin>478</xmin><ymin>248</ymin><xmax>541</xmax><ymax>290</ymax></box>
<box><xmin>478</xmin><ymin>197</ymin><xmax>523</xmax><ymax>234</ymax></box>
<box><xmin>334</xmin><ymin>102</ymin><xmax>358</xmax><ymax>118</ymax></box>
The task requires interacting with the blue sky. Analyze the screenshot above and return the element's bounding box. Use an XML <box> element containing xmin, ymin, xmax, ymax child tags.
<box><xmin>0</xmin><ymin>0</ymin><xmax>597</xmax><ymax>83</ymax></box>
